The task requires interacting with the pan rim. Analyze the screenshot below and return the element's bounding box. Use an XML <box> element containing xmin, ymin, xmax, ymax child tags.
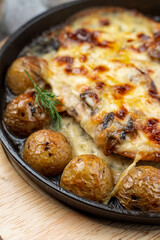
<box><xmin>0</xmin><ymin>0</ymin><xmax>160</xmax><ymax>223</ymax></box>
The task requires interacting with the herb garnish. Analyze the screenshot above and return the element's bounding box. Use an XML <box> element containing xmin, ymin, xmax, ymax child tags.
<box><xmin>24</xmin><ymin>70</ymin><xmax>62</xmax><ymax>130</ymax></box>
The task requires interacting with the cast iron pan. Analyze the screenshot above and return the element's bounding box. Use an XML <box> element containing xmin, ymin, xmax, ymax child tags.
<box><xmin>1</xmin><ymin>0</ymin><xmax>160</xmax><ymax>224</ymax></box>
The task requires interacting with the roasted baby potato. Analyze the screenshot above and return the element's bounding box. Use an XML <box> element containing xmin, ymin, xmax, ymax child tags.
<box><xmin>23</xmin><ymin>129</ymin><xmax>73</xmax><ymax>176</ymax></box>
<box><xmin>6</xmin><ymin>56</ymin><xmax>47</xmax><ymax>95</ymax></box>
<box><xmin>60</xmin><ymin>154</ymin><xmax>114</xmax><ymax>202</ymax></box>
<box><xmin>4</xmin><ymin>91</ymin><xmax>50</xmax><ymax>137</ymax></box>
<box><xmin>116</xmin><ymin>166</ymin><xmax>160</xmax><ymax>212</ymax></box>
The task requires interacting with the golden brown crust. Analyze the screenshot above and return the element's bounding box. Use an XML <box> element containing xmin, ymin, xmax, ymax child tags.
<box><xmin>60</xmin><ymin>154</ymin><xmax>114</xmax><ymax>202</ymax></box>
<box><xmin>4</xmin><ymin>92</ymin><xmax>50</xmax><ymax>137</ymax></box>
<box><xmin>23</xmin><ymin>129</ymin><xmax>73</xmax><ymax>176</ymax></box>
<box><xmin>6</xmin><ymin>56</ymin><xmax>48</xmax><ymax>95</ymax></box>
<box><xmin>116</xmin><ymin>166</ymin><xmax>160</xmax><ymax>211</ymax></box>
<box><xmin>45</xmin><ymin>7</ymin><xmax>160</xmax><ymax>161</ymax></box>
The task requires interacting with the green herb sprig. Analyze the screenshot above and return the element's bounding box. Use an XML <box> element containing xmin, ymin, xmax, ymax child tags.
<box><xmin>24</xmin><ymin>70</ymin><xmax>62</xmax><ymax>130</ymax></box>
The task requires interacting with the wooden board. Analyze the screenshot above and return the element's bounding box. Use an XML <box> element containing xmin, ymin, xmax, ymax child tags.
<box><xmin>0</xmin><ymin>41</ymin><xmax>160</xmax><ymax>240</ymax></box>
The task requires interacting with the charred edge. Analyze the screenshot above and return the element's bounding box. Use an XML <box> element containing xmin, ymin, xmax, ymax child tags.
<box><xmin>66</xmin><ymin>28</ymin><xmax>113</xmax><ymax>48</ymax></box>
<box><xmin>143</xmin><ymin>118</ymin><xmax>160</xmax><ymax>145</ymax></box>
<box><xmin>148</xmin><ymin>80</ymin><xmax>160</xmax><ymax>101</ymax></box>
<box><xmin>99</xmin><ymin>19</ymin><xmax>110</xmax><ymax>26</ymax></box>
<box><xmin>103</xmin><ymin>112</ymin><xmax>115</xmax><ymax>129</ymax></box>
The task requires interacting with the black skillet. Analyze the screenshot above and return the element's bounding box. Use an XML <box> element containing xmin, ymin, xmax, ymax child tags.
<box><xmin>0</xmin><ymin>0</ymin><xmax>160</xmax><ymax>224</ymax></box>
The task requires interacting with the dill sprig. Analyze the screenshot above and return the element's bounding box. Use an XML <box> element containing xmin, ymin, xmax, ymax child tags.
<box><xmin>24</xmin><ymin>70</ymin><xmax>62</xmax><ymax>130</ymax></box>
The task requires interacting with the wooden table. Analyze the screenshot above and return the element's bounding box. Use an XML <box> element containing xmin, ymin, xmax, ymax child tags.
<box><xmin>0</xmin><ymin>40</ymin><xmax>160</xmax><ymax>240</ymax></box>
<box><xmin>1</xmin><ymin>144</ymin><xmax>160</xmax><ymax>240</ymax></box>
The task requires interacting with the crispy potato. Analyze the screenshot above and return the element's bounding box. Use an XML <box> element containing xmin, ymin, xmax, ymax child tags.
<box><xmin>23</xmin><ymin>129</ymin><xmax>73</xmax><ymax>176</ymax></box>
<box><xmin>4</xmin><ymin>91</ymin><xmax>50</xmax><ymax>137</ymax></box>
<box><xmin>116</xmin><ymin>166</ymin><xmax>160</xmax><ymax>212</ymax></box>
<box><xmin>60</xmin><ymin>154</ymin><xmax>114</xmax><ymax>202</ymax></box>
<box><xmin>6</xmin><ymin>56</ymin><xmax>48</xmax><ymax>95</ymax></box>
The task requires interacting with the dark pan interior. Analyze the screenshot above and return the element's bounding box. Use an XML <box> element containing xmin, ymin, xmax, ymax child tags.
<box><xmin>1</xmin><ymin>0</ymin><xmax>160</xmax><ymax>224</ymax></box>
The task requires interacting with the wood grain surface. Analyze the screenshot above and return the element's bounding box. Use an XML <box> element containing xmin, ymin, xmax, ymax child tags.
<box><xmin>0</xmin><ymin>40</ymin><xmax>160</xmax><ymax>240</ymax></box>
<box><xmin>0</xmin><ymin>144</ymin><xmax>160</xmax><ymax>240</ymax></box>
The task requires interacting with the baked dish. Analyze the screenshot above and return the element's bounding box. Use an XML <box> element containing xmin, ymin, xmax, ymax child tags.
<box><xmin>3</xmin><ymin>7</ymin><xmax>160</xmax><ymax>212</ymax></box>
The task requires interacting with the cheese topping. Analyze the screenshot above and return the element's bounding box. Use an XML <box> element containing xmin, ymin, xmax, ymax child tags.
<box><xmin>42</xmin><ymin>8</ymin><xmax>160</xmax><ymax>161</ymax></box>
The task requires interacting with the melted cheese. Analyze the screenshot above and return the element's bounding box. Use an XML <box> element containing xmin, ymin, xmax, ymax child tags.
<box><xmin>42</xmin><ymin>8</ymin><xmax>160</xmax><ymax>161</ymax></box>
<box><xmin>20</xmin><ymin>8</ymin><xmax>160</xmax><ymax>205</ymax></box>
<box><xmin>57</xmin><ymin>116</ymin><xmax>160</xmax><ymax>202</ymax></box>
<box><xmin>58</xmin><ymin>116</ymin><xmax>132</xmax><ymax>183</ymax></box>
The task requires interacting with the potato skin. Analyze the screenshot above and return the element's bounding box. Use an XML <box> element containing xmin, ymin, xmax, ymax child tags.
<box><xmin>60</xmin><ymin>154</ymin><xmax>114</xmax><ymax>202</ymax></box>
<box><xmin>23</xmin><ymin>129</ymin><xmax>73</xmax><ymax>177</ymax></box>
<box><xmin>116</xmin><ymin>166</ymin><xmax>160</xmax><ymax>212</ymax></box>
<box><xmin>3</xmin><ymin>92</ymin><xmax>50</xmax><ymax>137</ymax></box>
<box><xmin>6</xmin><ymin>57</ymin><xmax>47</xmax><ymax>95</ymax></box>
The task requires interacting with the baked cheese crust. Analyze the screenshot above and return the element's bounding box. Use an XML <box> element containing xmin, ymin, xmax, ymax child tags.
<box><xmin>43</xmin><ymin>7</ymin><xmax>160</xmax><ymax>161</ymax></box>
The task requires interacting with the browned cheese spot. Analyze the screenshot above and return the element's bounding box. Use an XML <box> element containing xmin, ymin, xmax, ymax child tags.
<box><xmin>65</xmin><ymin>66</ymin><xmax>88</xmax><ymax>75</ymax></box>
<box><xmin>143</xmin><ymin>118</ymin><xmax>160</xmax><ymax>145</ymax></box>
<box><xmin>55</xmin><ymin>56</ymin><xmax>74</xmax><ymax>66</ymax></box>
<box><xmin>113</xmin><ymin>84</ymin><xmax>133</xmax><ymax>98</ymax></box>
<box><xmin>94</xmin><ymin>65</ymin><xmax>109</xmax><ymax>73</ymax></box>
<box><xmin>79</xmin><ymin>54</ymin><xmax>87</xmax><ymax>62</ymax></box>
<box><xmin>96</xmin><ymin>81</ymin><xmax>106</xmax><ymax>90</ymax></box>
<box><xmin>137</xmin><ymin>33</ymin><xmax>151</xmax><ymax>41</ymax></box>
<box><xmin>116</xmin><ymin>107</ymin><xmax>128</xmax><ymax>120</ymax></box>
<box><xmin>66</xmin><ymin>28</ymin><xmax>113</xmax><ymax>48</ymax></box>
<box><xmin>99</xmin><ymin>18</ymin><xmax>110</xmax><ymax>26</ymax></box>
<box><xmin>127</xmin><ymin>39</ymin><xmax>134</xmax><ymax>42</ymax></box>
